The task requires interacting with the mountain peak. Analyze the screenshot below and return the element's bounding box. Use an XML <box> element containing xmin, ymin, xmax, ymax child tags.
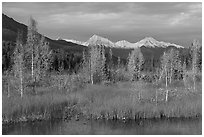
<box><xmin>135</xmin><ymin>37</ymin><xmax>184</xmax><ymax>48</ymax></box>
<box><xmin>115</xmin><ymin>40</ymin><xmax>138</xmax><ymax>48</ymax></box>
<box><xmin>91</xmin><ymin>34</ymin><xmax>100</xmax><ymax>38</ymax></box>
<box><xmin>87</xmin><ymin>34</ymin><xmax>115</xmax><ymax>47</ymax></box>
<box><xmin>143</xmin><ymin>37</ymin><xmax>157</xmax><ymax>42</ymax></box>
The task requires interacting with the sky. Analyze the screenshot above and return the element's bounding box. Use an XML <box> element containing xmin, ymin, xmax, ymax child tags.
<box><xmin>2</xmin><ymin>2</ymin><xmax>202</xmax><ymax>47</ymax></box>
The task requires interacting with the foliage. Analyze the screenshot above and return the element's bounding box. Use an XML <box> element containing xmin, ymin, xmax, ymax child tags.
<box><xmin>191</xmin><ymin>40</ymin><xmax>200</xmax><ymax>91</ymax></box>
<box><xmin>89</xmin><ymin>44</ymin><xmax>107</xmax><ymax>84</ymax></box>
<box><xmin>127</xmin><ymin>48</ymin><xmax>144</xmax><ymax>81</ymax></box>
<box><xmin>13</xmin><ymin>31</ymin><xmax>25</xmax><ymax>97</ymax></box>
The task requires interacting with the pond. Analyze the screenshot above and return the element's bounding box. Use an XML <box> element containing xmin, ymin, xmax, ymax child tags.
<box><xmin>2</xmin><ymin>118</ymin><xmax>202</xmax><ymax>135</ymax></box>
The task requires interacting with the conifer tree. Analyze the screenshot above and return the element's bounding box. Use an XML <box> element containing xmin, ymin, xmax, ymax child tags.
<box><xmin>109</xmin><ymin>48</ymin><xmax>113</xmax><ymax>81</ymax></box>
<box><xmin>168</xmin><ymin>49</ymin><xmax>182</xmax><ymax>83</ymax></box>
<box><xmin>182</xmin><ymin>60</ymin><xmax>187</xmax><ymax>89</ymax></box>
<box><xmin>191</xmin><ymin>40</ymin><xmax>200</xmax><ymax>92</ymax></box>
<box><xmin>35</xmin><ymin>36</ymin><xmax>52</xmax><ymax>82</ymax></box>
<box><xmin>100</xmin><ymin>45</ymin><xmax>107</xmax><ymax>81</ymax></box>
<box><xmin>173</xmin><ymin>50</ymin><xmax>182</xmax><ymax>80</ymax></box>
<box><xmin>127</xmin><ymin>48</ymin><xmax>144</xmax><ymax>81</ymax></box>
<box><xmin>117</xmin><ymin>56</ymin><xmax>121</xmax><ymax>69</ymax></box>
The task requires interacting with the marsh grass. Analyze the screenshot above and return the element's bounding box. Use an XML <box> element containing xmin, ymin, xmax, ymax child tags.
<box><xmin>73</xmin><ymin>81</ymin><xmax>202</xmax><ymax>120</ymax></box>
<box><xmin>2</xmin><ymin>73</ymin><xmax>202</xmax><ymax>124</ymax></box>
<box><xmin>2</xmin><ymin>86</ymin><xmax>71</xmax><ymax>124</ymax></box>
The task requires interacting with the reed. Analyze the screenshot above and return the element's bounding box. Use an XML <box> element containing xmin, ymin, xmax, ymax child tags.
<box><xmin>75</xmin><ymin>81</ymin><xmax>202</xmax><ymax>120</ymax></box>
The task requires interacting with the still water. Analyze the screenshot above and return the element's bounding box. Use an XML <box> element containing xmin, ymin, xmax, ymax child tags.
<box><xmin>2</xmin><ymin>118</ymin><xmax>201</xmax><ymax>135</ymax></box>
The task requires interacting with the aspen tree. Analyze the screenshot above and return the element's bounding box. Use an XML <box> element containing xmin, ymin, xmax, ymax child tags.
<box><xmin>109</xmin><ymin>48</ymin><xmax>113</xmax><ymax>81</ymax></box>
<box><xmin>127</xmin><ymin>48</ymin><xmax>144</xmax><ymax>101</ymax></box>
<box><xmin>89</xmin><ymin>45</ymin><xmax>98</xmax><ymax>84</ymax></box>
<box><xmin>169</xmin><ymin>49</ymin><xmax>174</xmax><ymax>84</ymax></box>
<box><xmin>26</xmin><ymin>17</ymin><xmax>38</xmax><ymax>81</ymax></box>
<box><xmin>13</xmin><ymin>31</ymin><xmax>24</xmax><ymax>97</ymax></box>
<box><xmin>160</xmin><ymin>52</ymin><xmax>170</xmax><ymax>102</ymax></box>
<box><xmin>26</xmin><ymin>17</ymin><xmax>52</xmax><ymax>92</ymax></box>
<box><xmin>89</xmin><ymin>44</ymin><xmax>106</xmax><ymax>84</ymax></box>
<box><xmin>191</xmin><ymin>40</ymin><xmax>200</xmax><ymax>92</ymax></box>
<box><xmin>127</xmin><ymin>50</ymin><xmax>136</xmax><ymax>81</ymax></box>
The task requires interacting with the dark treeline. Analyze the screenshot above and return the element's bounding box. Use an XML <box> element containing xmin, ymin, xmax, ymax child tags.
<box><xmin>2</xmin><ymin>41</ymin><xmax>83</xmax><ymax>73</ymax></box>
<box><xmin>3</xmin><ymin>41</ymin><xmax>202</xmax><ymax>74</ymax></box>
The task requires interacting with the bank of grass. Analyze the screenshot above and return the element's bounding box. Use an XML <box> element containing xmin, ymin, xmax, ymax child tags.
<box><xmin>2</xmin><ymin>73</ymin><xmax>86</xmax><ymax>124</ymax></box>
<box><xmin>72</xmin><ymin>81</ymin><xmax>202</xmax><ymax>120</ymax></box>
<box><xmin>2</xmin><ymin>86</ymin><xmax>73</xmax><ymax>124</ymax></box>
<box><xmin>2</xmin><ymin>74</ymin><xmax>202</xmax><ymax>124</ymax></box>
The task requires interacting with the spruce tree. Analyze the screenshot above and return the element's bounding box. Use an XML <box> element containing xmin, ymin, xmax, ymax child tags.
<box><xmin>127</xmin><ymin>48</ymin><xmax>144</xmax><ymax>81</ymax></box>
<box><xmin>191</xmin><ymin>40</ymin><xmax>200</xmax><ymax>92</ymax></box>
<box><xmin>182</xmin><ymin>60</ymin><xmax>187</xmax><ymax>89</ymax></box>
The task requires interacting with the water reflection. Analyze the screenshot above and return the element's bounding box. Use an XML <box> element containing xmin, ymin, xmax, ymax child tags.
<box><xmin>2</xmin><ymin>118</ymin><xmax>202</xmax><ymax>135</ymax></box>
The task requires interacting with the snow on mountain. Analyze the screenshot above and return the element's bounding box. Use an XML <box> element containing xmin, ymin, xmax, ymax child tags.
<box><xmin>64</xmin><ymin>39</ymin><xmax>89</xmax><ymax>46</ymax></box>
<box><xmin>56</xmin><ymin>37</ymin><xmax>89</xmax><ymax>46</ymax></box>
<box><xmin>134</xmin><ymin>37</ymin><xmax>184</xmax><ymax>48</ymax></box>
<box><xmin>115</xmin><ymin>40</ymin><xmax>139</xmax><ymax>48</ymax></box>
<box><xmin>86</xmin><ymin>34</ymin><xmax>115</xmax><ymax>47</ymax></box>
<box><xmin>57</xmin><ymin>35</ymin><xmax>184</xmax><ymax>49</ymax></box>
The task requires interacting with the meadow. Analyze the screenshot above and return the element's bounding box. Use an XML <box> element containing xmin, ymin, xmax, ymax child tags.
<box><xmin>2</xmin><ymin>71</ymin><xmax>202</xmax><ymax>124</ymax></box>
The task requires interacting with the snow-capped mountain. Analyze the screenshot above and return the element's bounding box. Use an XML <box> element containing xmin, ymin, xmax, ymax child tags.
<box><xmin>59</xmin><ymin>35</ymin><xmax>184</xmax><ymax>49</ymax></box>
<box><xmin>115</xmin><ymin>40</ymin><xmax>139</xmax><ymax>48</ymax></box>
<box><xmin>64</xmin><ymin>39</ymin><xmax>89</xmax><ymax>46</ymax></box>
<box><xmin>86</xmin><ymin>34</ymin><xmax>115</xmax><ymax>47</ymax></box>
<box><xmin>56</xmin><ymin>37</ymin><xmax>89</xmax><ymax>46</ymax></box>
<box><xmin>134</xmin><ymin>37</ymin><xmax>184</xmax><ymax>48</ymax></box>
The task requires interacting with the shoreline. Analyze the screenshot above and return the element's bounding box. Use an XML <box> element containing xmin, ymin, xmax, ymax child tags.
<box><xmin>2</xmin><ymin>105</ymin><xmax>202</xmax><ymax>125</ymax></box>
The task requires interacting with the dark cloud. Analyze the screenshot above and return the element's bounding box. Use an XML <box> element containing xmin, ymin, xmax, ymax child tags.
<box><xmin>2</xmin><ymin>2</ymin><xmax>202</xmax><ymax>47</ymax></box>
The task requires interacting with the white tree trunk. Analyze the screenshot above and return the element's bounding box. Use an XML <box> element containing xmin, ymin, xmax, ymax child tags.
<box><xmin>138</xmin><ymin>91</ymin><xmax>141</xmax><ymax>101</ymax></box>
<box><xmin>31</xmin><ymin>52</ymin><xmax>34</xmax><ymax>80</ymax></box>
<box><xmin>7</xmin><ymin>79</ymin><xmax>10</xmax><ymax>98</ymax></box>
<box><xmin>193</xmin><ymin>75</ymin><xmax>196</xmax><ymax>92</ymax></box>
<box><xmin>90</xmin><ymin>59</ymin><xmax>93</xmax><ymax>84</ymax></box>
<box><xmin>170</xmin><ymin>61</ymin><xmax>173</xmax><ymax>84</ymax></box>
<box><xmin>20</xmin><ymin>68</ymin><xmax>23</xmax><ymax>98</ymax></box>
<box><xmin>165</xmin><ymin>66</ymin><xmax>168</xmax><ymax>102</ymax></box>
<box><xmin>91</xmin><ymin>74</ymin><xmax>94</xmax><ymax>84</ymax></box>
<box><xmin>165</xmin><ymin>73</ymin><xmax>168</xmax><ymax>102</ymax></box>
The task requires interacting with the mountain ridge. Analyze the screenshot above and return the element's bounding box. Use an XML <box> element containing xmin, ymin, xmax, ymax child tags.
<box><xmin>2</xmin><ymin>13</ymin><xmax>191</xmax><ymax>72</ymax></box>
<box><xmin>62</xmin><ymin>35</ymin><xmax>184</xmax><ymax>49</ymax></box>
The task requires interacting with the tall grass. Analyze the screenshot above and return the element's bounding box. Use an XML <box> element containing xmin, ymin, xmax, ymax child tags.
<box><xmin>2</xmin><ymin>86</ymin><xmax>71</xmax><ymax>124</ymax></box>
<box><xmin>73</xmin><ymin>81</ymin><xmax>201</xmax><ymax>120</ymax></box>
<box><xmin>2</xmin><ymin>72</ymin><xmax>202</xmax><ymax>124</ymax></box>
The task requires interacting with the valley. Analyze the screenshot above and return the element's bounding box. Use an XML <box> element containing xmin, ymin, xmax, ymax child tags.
<box><xmin>2</xmin><ymin>13</ymin><xmax>202</xmax><ymax>135</ymax></box>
